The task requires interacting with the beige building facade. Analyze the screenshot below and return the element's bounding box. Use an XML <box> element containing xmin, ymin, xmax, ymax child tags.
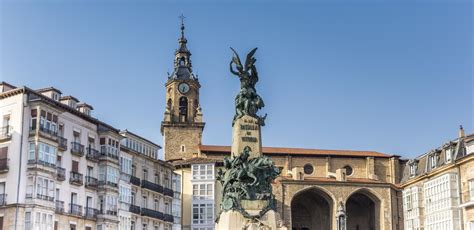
<box><xmin>400</xmin><ymin>128</ymin><xmax>474</xmax><ymax>230</ymax></box>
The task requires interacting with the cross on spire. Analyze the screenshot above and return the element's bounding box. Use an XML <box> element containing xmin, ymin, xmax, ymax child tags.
<box><xmin>179</xmin><ymin>14</ymin><xmax>186</xmax><ymax>38</ymax></box>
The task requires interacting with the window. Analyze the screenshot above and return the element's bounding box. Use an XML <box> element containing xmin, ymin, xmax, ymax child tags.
<box><xmin>154</xmin><ymin>199</ymin><xmax>159</xmax><ymax>210</ymax></box>
<box><xmin>445</xmin><ymin>148</ymin><xmax>453</xmax><ymax>162</ymax></box>
<box><xmin>36</xmin><ymin>177</ymin><xmax>55</xmax><ymax>200</ymax></box>
<box><xmin>179</xmin><ymin>97</ymin><xmax>188</xmax><ymax>122</ymax></box>
<box><xmin>192</xmin><ymin>203</ymin><xmax>214</xmax><ymax>224</ymax></box>
<box><xmin>142</xmin><ymin>196</ymin><xmax>147</xmax><ymax>208</ymax></box>
<box><xmin>142</xmin><ymin>224</ymin><xmax>147</xmax><ymax>230</ymax></box>
<box><xmin>143</xmin><ymin>169</ymin><xmax>148</xmax><ymax>180</ymax></box>
<box><xmin>28</xmin><ymin>142</ymin><xmax>35</xmax><ymax>161</ymax></box>
<box><xmin>181</xmin><ymin>145</ymin><xmax>185</xmax><ymax>153</ymax></box>
<box><xmin>192</xmin><ymin>183</ymin><xmax>213</xmax><ymax>200</ymax></box>
<box><xmin>106</xmin><ymin>195</ymin><xmax>118</xmax><ymax>214</ymax></box>
<box><xmin>32</xmin><ymin>142</ymin><xmax>56</xmax><ymax>165</ymax></box>
<box><xmin>120</xmin><ymin>156</ymin><xmax>132</xmax><ymax>175</ymax></box>
<box><xmin>119</xmin><ymin>185</ymin><xmax>132</xmax><ymax>204</ymax></box>
<box><xmin>410</xmin><ymin>164</ymin><xmax>417</xmax><ymax>176</ymax></box>
<box><xmin>192</xmin><ymin>164</ymin><xmax>214</xmax><ymax>180</ymax></box>
<box><xmin>30</xmin><ymin>109</ymin><xmax>37</xmax><ymax>130</ymax></box>
<box><xmin>343</xmin><ymin>165</ymin><xmax>353</xmax><ymax>176</ymax></box>
<box><xmin>430</xmin><ymin>155</ymin><xmax>437</xmax><ymax>169</ymax></box>
<box><xmin>25</xmin><ymin>211</ymin><xmax>31</xmax><ymax>230</ymax></box>
<box><xmin>303</xmin><ymin>164</ymin><xmax>313</xmax><ymax>175</ymax></box>
<box><xmin>39</xmin><ymin>110</ymin><xmax>58</xmax><ymax>135</ymax></box>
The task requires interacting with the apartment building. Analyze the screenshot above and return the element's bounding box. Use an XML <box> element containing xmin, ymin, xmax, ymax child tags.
<box><xmin>0</xmin><ymin>82</ymin><xmax>177</xmax><ymax>230</ymax></box>
<box><xmin>401</xmin><ymin>127</ymin><xmax>474</xmax><ymax>230</ymax></box>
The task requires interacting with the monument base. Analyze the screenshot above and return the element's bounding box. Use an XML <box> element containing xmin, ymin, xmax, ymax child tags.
<box><xmin>232</xmin><ymin>115</ymin><xmax>262</xmax><ymax>159</ymax></box>
<box><xmin>215</xmin><ymin>208</ymin><xmax>287</xmax><ymax>230</ymax></box>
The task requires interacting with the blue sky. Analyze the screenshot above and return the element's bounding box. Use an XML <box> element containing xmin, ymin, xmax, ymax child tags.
<box><xmin>1</xmin><ymin>0</ymin><xmax>472</xmax><ymax>159</ymax></box>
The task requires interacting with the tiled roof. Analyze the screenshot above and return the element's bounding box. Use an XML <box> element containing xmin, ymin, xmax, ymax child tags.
<box><xmin>199</xmin><ymin>145</ymin><xmax>394</xmax><ymax>158</ymax></box>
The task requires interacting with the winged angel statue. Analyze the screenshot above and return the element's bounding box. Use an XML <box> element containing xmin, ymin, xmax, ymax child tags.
<box><xmin>230</xmin><ymin>47</ymin><xmax>267</xmax><ymax>126</ymax></box>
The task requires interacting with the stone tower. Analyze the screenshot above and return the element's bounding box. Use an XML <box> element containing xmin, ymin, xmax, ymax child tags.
<box><xmin>161</xmin><ymin>17</ymin><xmax>205</xmax><ymax>161</ymax></box>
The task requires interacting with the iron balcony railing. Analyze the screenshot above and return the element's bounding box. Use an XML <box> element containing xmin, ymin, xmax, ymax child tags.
<box><xmin>98</xmin><ymin>180</ymin><xmax>118</xmax><ymax>188</ymax></box>
<box><xmin>163</xmin><ymin>213</ymin><xmax>174</xmax><ymax>223</ymax></box>
<box><xmin>141</xmin><ymin>180</ymin><xmax>163</xmax><ymax>193</ymax></box>
<box><xmin>164</xmin><ymin>187</ymin><xmax>174</xmax><ymax>197</ymax></box>
<box><xmin>69</xmin><ymin>203</ymin><xmax>83</xmax><ymax>216</ymax></box>
<box><xmin>85</xmin><ymin>207</ymin><xmax>98</xmax><ymax>219</ymax></box>
<box><xmin>70</xmin><ymin>171</ymin><xmax>83</xmax><ymax>185</ymax></box>
<box><xmin>57</xmin><ymin>136</ymin><xmax>67</xmax><ymax>150</ymax></box>
<box><xmin>130</xmin><ymin>176</ymin><xmax>141</xmax><ymax>186</ymax></box>
<box><xmin>0</xmin><ymin>158</ymin><xmax>9</xmax><ymax>172</ymax></box>
<box><xmin>129</xmin><ymin>204</ymin><xmax>141</xmax><ymax>214</ymax></box>
<box><xmin>70</xmin><ymin>142</ymin><xmax>85</xmax><ymax>157</ymax></box>
<box><xmin>86</xmin><ymin>147</ymin><xmax>100</xmax><ymax>161</ymax></box>
<box><xmin>0</xmin><ymin>126</ymin><xmax>12</xmax><ymax>140</ymax></box>
<box><xmin>56</xmin><ymin>167</ymin><xmax>66</xmax><ymax>181</ymax></box>
<box><xmin>55</xmin><ymin>200</ymin><xmax>64</xmax><ymax>213</ymax></box>
<box><xmin>99</xmin><ymin>207</ymin><xmax>118</xmax><ymax>216</ymax></box>
<box><xmin>85</xmin><ymin>176</ymin><xmax>99</xmax><ymax>189</ymax></box>
<box><xmin>0</xmin><ymin>194</ymin><xmax>6</xmax><ymax>206</ymax></box>
<box><xmin>141</xmin><ymin>208</ymin><xmax>163</xmax><ymax>220</ymax></box>
<box><xmin>27</xmin><ymin>159</ymin><xmax>56</xmax><ymax>169</ymax></box>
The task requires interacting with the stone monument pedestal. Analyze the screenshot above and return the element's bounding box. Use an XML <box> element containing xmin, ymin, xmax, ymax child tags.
<box><xmin>232</xmin><ymin>115</ymin><xmax>262</xmax><ymax>159</ymax></box>
<box><xmin>216</xmin><ymin>210</ymin><xmax>284</xmax><ymax>230</ymax></box>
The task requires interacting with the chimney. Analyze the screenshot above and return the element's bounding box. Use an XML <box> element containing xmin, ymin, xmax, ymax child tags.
<box><xmin>459</xmin><ymin>125</ymin><xmax>465</xmax><ymax>138</ymax></box>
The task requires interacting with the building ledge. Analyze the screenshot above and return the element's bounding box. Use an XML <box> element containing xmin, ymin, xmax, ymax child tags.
<box><xmin>460</xmin><ymin>200</ymin><xmax>474</xmax><ymax>208</ymax></box>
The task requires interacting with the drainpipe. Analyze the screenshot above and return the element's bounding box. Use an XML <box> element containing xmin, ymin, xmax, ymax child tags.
<box><xmin>14</xmin><ymin>92</ymin><xmax>27</xmax><ymax>230</ymax></box>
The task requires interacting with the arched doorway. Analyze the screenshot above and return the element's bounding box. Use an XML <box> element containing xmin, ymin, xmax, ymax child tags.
<box><xmin>345</xmin><ymin>190</ymin><xmax>380</xmax><ymax>230</ymax></box>
<box><xmin>291</xmin><ymin>187</ymin><xmax>333</xmax><ymax>230</ymax></box>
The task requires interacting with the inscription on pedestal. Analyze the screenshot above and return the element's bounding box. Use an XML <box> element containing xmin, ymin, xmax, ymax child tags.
<box><xmin>231</xmin><ymin>115</ymin><xmax>262</xmax><ymax>158</ymax></box>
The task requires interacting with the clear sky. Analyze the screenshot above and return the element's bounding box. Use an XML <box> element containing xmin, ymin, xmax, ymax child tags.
<box><xmin>1</xmin><ymin>0</ymin><xmax>472</xmax><ymax>159</ymax></box>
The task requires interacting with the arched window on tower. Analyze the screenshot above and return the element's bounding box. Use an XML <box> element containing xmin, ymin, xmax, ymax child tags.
<box><xmin>179</xmin><ymin>97</ymin><xmax>188</xmax><ymax>122</ymax></box>
<box><xmin>179</xmin><ymin>57</ymin><xmax>186</xmax><ymax>66</ymax></box>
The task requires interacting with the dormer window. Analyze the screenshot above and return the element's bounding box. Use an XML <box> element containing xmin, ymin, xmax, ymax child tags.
<box><xmin>430</xmin><ymin>155</ymin><xmax>437</xmax><ymax>169</ymax></box>
<box><xmin>445</xmin><ymin>147</ymin><xmax>453</xmax><ymax>162</ymax></box>
<box><xmin>52</xmin><ymin>93</ymin><xmax>59</xmax><ymax>101</ymax></box>
<box><xmin>408</xmin><ymin>159</ymin><xmax>418</xmax><ymax>177</ymax></box>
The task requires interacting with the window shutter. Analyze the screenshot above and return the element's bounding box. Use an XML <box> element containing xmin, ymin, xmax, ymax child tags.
<box><xmin>31</xmin><ymin>109</ymin><xmax>37</xmax><ymax>117</ymax></box>
<box><xmin>52</xmin><ymin>115</ymin><xmax>58</xmax><ymax>123</ymax></box>
<box><xmin>72</xmin><ymin>161</ymin><xmax>79</xmax><ymax>172</ymax></box>
<box><xmin>0</xmin><ymin>147</ymin><xmax>7</xmax><ymax>159</ymax></box>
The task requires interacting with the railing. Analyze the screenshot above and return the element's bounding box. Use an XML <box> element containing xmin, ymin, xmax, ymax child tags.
<box><xmin>129</xmin><ymin>204</ymin><xmax>141</xmax><ymax>214</ymax></box>
<box><xmin>36</xmin><ymin>193</ymin><xmax>54</xmax><ymax>201</ymax></box>
<box><xmin>85</xmin><ymin>207</ymin><xmax>98</xmax><ymax>219</ymax></box>
<box><xmin>163</xmin><ymin>213</ymin><xmax>174</xmax><ymax>222</ymax></box>
<box><xmin>0</xmin><ymin>126</ymin><xmax>12</xmax><ymax>140</ymax></box>
<box><xmin>141</xmin><ymin>180</ymin><xmax>163</xmax><ymax>193</ymax></box>
<box><xmin>85</xmin><ymin>176</ymin><xmax>98</xmax><ymax>188</ymax></box>
<box><xmin>70</xmin><ymin>171</ymin><xmax>83</xmax><ymax>185</ymax></box>
<box><xmin>100</xmin><ymin>146</ymin><xmax>119</xmax><ymax>161</ymax></box>
<box><xmin>69</xmin><ymin>203</ymin><xmax>83</xmax><ymax>216</ymax></box>
<box><xmin>55</xmin><ymin>200</ymin><xmax>64</xmax><ymax>213</ymax></box>
<box><xmin>130</xmin><ymin>175</ymin><xmax>141</xmax><ymax>186</ymax></box>
<box><xmin>0</xmin><ymin>158</ymin><xmax>9</xmax><ymax>172</ymax></box>
<box><xmin>0</xmin><ymin>194</ymin><xmax>6</xmax><ymax>206</ymax></box>
<box><xmin>57</xmin><ymin>136</ymin><xmax>67</xmax><ymax>150</ymax></box>
<box><xmin>98</xmin><ymin>180</ymin><xmax>118</xmax><ymax>188</ymax></box>
<box><xmin>27</xmin><ymin>159</ymin><xmax>56</xmax><ymax>169</ymax></box>
<box><xmin>71</xmin><ymin>142</ymin><xmax>85</xmax><ymax>156</ymax></box>
<box><xmin>56</xmin><ymin>167</ymin><xmax>66</xmax><ymax>181</ymax></box>
<box><xmin>164</xmin><ymin>187</ymin><xmax>174</xmax><ymax>197</ymax></box>
<box><xmin>86</xmin><ymin>147</ymin><xmax>100</xmax><ymax>161</ymax></box>
<box><xmin>141</xmin><ymin>208</ymin><xmax>163</xmax><ymax>220</ymax></box>
<box><xmin>99</xmin><ymin>208</ymin><xmax>118</xmax><ymax>216</ymax></box>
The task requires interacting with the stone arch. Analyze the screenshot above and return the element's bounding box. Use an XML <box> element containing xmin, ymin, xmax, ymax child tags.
<box><xmin>344</xmin><ymin>188</ymin><xmax>382</xmax><ymax>230</ymax></box>
<box><xmin>291</xmin><ymin>186</ymin><xmax>335</xmax><ymax>230</ymax></box>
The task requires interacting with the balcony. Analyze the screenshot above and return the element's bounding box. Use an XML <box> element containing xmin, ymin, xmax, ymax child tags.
<box><xmin>85</xmin><ymin>176</ymin><xmax>98</xmax><ymax>189</ymax></box>
<box><xmin>32</xmin><ymin>126</ymin><xmax>58</xmax><ymax>142</ymax></box>
<box><xmin>0</xmin><ymin>126</ymin><xmax>12</xmax><ymax>141</ymax></box>
<box><xmin>99</xmin><ymin>146</ymin><xmax>119</xmax><ymax>163</ymax></box>
<box><xmin>129</xmin><ymin>204</ymin><xmax>141</xmax><ymax>214</ymax></box>
<box><xmin>0</xmin><ymin>158</ymin><xmax>9</xmax><ymax>173</ymax></box>
<box><xmin>86</xmin><ymin>147</ymin><xmax>100</xmax><ymax>162</ymax></box>
<box><xmin>164</xmin><ymin>187</ymin><xmax>174</xmax><ymax>197</ymax></box>
<box><xmin>141</xmin><ymin>208</ymin><xmax>163</xmax><ymax>220</ymax></box>
<box><xmin>70</xmin><ymin>142</ymin><xmax>85</xmax><ymax>157</ymax></box>
<box><xmin>99</xmin><ymin>208</ymin><xmax>118</xmax><ymax>216</ymax></box>
<box><xmin>141</xmin><ymin>180</ymin><xmax>163</xmax><ymax>193</ymax></box>
<box><xmin>56</xmin><ymin>167</ymin><xmax>65</xmax><ymax>181</ymax></box>
<box><xmin>55</xmin><ymin>200</ymin><xmax>64</xmax><ymax>213</ymax></box>
<box><xmin>27</xmin><ymin>159</ymin><xmax>56</xmax><ymax>174</ymax></box>
<box><xmin>57</xmin><ymin>136</ymin><xmax>67</xmax><ymax>151</ymax></box>
<box><xmin>85</xmin><ymin>207</ymin><xmax>98</xmax><ymax>220</ymax></box>
<box><xmin>36</xmin><ymin>193</ymin><xmax>54</xmax><ymax>202</ymax></box>
<box><xmin>163</xmin><ymin>213</ymin><xmax>174</xmax><ymax>223</ymax></box>
<box><xmin>69</xmin><ymin>203</ymin><xmax>83</xmax><ymax>216</ymax></box>
<box><xmin>69</xmin><ymin>171</ymin><xmax>83</xmax><ymax>186</ymax></box>
<box><xmin>130</xmin><ymin>176</ymin><xmax>141</xmax><ymax>186</ymax></box>
<box><xmin>0</xmin><ymin>194</ymin><xmax>6</xmax><ymax>206</ymax></box>
<box><xmin>98</xmin><ymin>180</ymin><xmax>118</xmax><ymax>188</ymax></box>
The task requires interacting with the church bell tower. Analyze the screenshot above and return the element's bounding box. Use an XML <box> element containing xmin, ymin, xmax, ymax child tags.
<box><xmin>161</xmin><ymin>16</ymin><xmax>205</xmax><ymax>161</ymax></box>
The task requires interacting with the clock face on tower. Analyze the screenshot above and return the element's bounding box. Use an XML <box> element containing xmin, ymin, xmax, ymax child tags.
<box><xmin>178</xmin><ymin>82</ymin><xmax>190</xmax><ymax>94</ymax></box>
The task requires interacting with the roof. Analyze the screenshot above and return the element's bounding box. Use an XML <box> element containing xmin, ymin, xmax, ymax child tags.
<box><xmin>199</xmin><ymin>145</ymin><xmax>394</xmax><ymax>158</ymax></box>
<box><xmin>119</xmin><ymin>129</ymin><xmax>162</xmax><ymax>148</ymax></box>
<box><xmin>60</xmin><ymin>95</ymin><xmax>79</xmax><ymax>102</ymax></box>
<box><xmin>36</xmin><ymin>87</ymin><xmax>62</xmax><ymax>94</ymax></box>
<box><xmin>77</xmin><ymin>102</ymin><xmax>94</xmax><ymax>110</ymax></box>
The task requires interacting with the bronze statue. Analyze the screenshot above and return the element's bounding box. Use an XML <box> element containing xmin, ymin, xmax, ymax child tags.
<box><xmin>230</xmin><ymin>48</ymin><xmax>267</xmax><ymax>126</ymax></box>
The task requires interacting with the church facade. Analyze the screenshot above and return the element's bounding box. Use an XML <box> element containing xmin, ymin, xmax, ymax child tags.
<box><xmin>162</xmin><ymin>22</ymin><xmax>405</xmax><ymax>230</ymax></box>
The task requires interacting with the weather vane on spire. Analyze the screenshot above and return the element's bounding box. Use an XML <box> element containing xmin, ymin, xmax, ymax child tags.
<box><xmin>179</xmin><ymin>14</ymin><xmax>186</xmax><ymax>38</ymax></box>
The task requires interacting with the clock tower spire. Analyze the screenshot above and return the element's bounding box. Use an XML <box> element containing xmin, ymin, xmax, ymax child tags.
<box><xmin>161</xmin><ymin>15</ymin><xmax>205</xmax><ymax>161</ymax></box>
